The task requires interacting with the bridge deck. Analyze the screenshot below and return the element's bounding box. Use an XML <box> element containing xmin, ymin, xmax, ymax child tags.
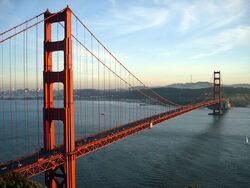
<box><xmin>0</xmin><ymin>100</ymin><xmax>224</xmax><ymax>177</ymax></box>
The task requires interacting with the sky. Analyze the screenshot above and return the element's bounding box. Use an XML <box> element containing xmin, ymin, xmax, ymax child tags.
<box><xmin>0</xmin><ymin>0</ymin><xmax>250</xmax><ymax>86</ymax></box>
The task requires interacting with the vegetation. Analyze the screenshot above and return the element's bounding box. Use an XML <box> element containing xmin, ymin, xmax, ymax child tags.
<box><xmin>150</xmin><ymin>87</ymin><xmax>250</xmax><ymax>107</ymax></box>
<box><xmin>0</xmin><ymin>172</ymin><xmax>45</xmax><ymax>188</ymax></box>
<box><xmin>151</xmin><ymin>87</ymin><xmax>250</xmax><ymax>107</ymax></box>
<box><xmin>79</xmin><ymin>87</ymin><xmax>250</xmax><ymax>107</ymax></box>
<box><xmin>222</xmin><ymin>87</ymin><xmax>250</xmax><ymax>107</ymax></box>
<box><xmin>3</xmin><ymin>86</ymin><xmax>250</xmax><ymax>107</ymax></box>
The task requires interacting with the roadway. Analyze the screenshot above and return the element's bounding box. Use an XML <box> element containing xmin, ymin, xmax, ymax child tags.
<box><xmin>0</xmin><ymin>99</ymin><xmax>224</xmax><ymax>177</ymax></box>
<box><xmin>0</xmin><ymin>106</ymin><xmax>185</xmax><ymax>175</ymax></box>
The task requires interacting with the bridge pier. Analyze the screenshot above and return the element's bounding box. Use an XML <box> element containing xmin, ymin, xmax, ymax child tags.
<box><xmin>44</xmin><ymin>6</ymin><xmax>75</xmax><ymax>188</ymax></box>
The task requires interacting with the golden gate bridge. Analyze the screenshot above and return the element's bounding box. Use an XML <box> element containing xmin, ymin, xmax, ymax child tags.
<box><xmin>0</xmin><ymin>6</ymin><xmax>226</xmax><ymax>188</ymax></box>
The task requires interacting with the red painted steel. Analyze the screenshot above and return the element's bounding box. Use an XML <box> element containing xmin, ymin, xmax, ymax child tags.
<box><xmin>0</xmin><ymin>6</ymin><xmax>227</xmax><ymax>188</ymax></box>
<box><xmin>15</xmin><ymin>99</ymin><xmax>225</xmax><ymax>178</ymax></box>
<box><xmin>0</xmin><ymin>9</ymin><xmax>65</xmax><ymax>44</ymax></box>
<box><xmin>213</xmin><ymin>71</ymin><xmax>221</xmax><ymax>115</ymax></box>
<box><xmin>43</xmin><ymin>6</ymin><xmax>75</xmax><ymax>188</ymax></box>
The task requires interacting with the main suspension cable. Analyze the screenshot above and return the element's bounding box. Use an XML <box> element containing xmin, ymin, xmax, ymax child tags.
<box><xmin>0</xmin><ymin>8</ymin><xmax>66</xmax><ymax>44</ymax></box>
<box><xmin>70</xmin><ymin>10</ymin><xmax>185</xmax><ymax>107</ymax></box>
<box><xmin>0</xmin><ymin>12</ymin><xmax>44</xmax><ymax>36</ymax></box>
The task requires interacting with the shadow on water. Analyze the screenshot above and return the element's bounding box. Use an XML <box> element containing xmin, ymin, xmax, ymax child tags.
<box><xmin>175</xmin><ymin>112</ymin><xmax>227</xmax><ymax>155</ymax></box>
<box><xmin>145</xmin><ymin>113</ymin><xmax>234</xmax><ymax>187</ymax></box>
<box><xmin>207</xmin><ymin>112</ymin><xmax>226</xmax><ymax>131</ymax></box>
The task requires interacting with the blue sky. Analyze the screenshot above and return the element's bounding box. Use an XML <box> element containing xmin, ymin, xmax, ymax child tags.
<box><xmin>0</xmin><ymin>0</ymin><xmax>249</xmax><ymax>86</ymax></box>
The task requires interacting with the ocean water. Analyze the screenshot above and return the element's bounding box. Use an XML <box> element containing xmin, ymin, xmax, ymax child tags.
<box><xmin>1</xmin><ymin>100</ymin><xmax>249</xmax><ymax>187</ymax></box>
<box><xmin>71</xmin><ymin>107</ymin><xmax>250</xmax><ymax>188</ymax></box>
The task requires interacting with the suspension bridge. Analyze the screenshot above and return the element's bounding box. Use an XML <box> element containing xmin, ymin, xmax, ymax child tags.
<box><xmin>0</xmin><ymin>6</ymin><xmax>227</xmax><ymax>188</ymax></box>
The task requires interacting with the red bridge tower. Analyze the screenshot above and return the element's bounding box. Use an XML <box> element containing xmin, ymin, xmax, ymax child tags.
<box><xmin>213</xmin><ymin>71</ymin><xmax>221</xmax><ymax>115</ymax></box>
<box><xmin>43</xmin><ymin>6</ymin><xmax>75</xmax><ymax>188</ymax></box>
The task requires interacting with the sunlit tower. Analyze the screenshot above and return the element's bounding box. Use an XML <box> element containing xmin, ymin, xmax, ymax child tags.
<box><xmin>43</xmin><ymin>6</ymin><xmax>75</xmax><ymax>188</ymax></box>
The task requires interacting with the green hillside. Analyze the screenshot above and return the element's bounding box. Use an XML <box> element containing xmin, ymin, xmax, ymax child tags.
<box><xmin>0</xmin><ymin>172</ymin><xmax>44</xmax><ymax>188</ymax></box>
<box><xmin>85</xmin><ymin>86</ymin><xmax>250</xmax><ymax>107</ymax></box>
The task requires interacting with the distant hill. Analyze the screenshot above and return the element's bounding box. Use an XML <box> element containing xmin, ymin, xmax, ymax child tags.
<box><xmin>225</xmin><ymin>84</ymin><xmax>250</xmax><ymax>88</ymax></box>
<box><xmin>166</xmin><ymin>82</ymin><xmax>250</xmax><ymax>89</ymax></box>
<box><xmin>141</xmin><ymin>87</ymin><xmax>250</xmax><ymax>107</ymax></box>
<box><xmin>1</xmin><ymin>84</ymin><xmax>250</xmax><ymax>107</ymax></box>
<box><xmin>166</xmin><ymin>82</ymin><xmax>212</xmax><ymax>89</ymax></box>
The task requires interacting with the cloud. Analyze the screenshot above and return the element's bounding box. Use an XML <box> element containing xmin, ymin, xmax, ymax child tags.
<box><xmin>191</xmin><ymin>25</ymin><xmax>250</xmax><ymax>59</ymax></box>
<box><xmin>0</xmin><ymin>0</ymin><xmax>12</xmax><ymax>20</ymax></box>
<box><xmin>90</xmin><ymin>0</ymin><xmax>248</xmax><ymax>37</ymax></box>
<box><xmin>108</xmin><ymin>0</ymin><xmax>116</xmax><ymax>7</ymax></box>
<box><xmin>92</xmin><ymin>5</ymin><xmax>169</xmax><ymax>35</ymax></box>
<box><xmin>162</xmin><ymin>51</ymin><xmax>174</xmax><ymax>57</ymax></box>
<box><xmin>176</xmin><ymin>0</ymin><xmax>247</xmax><ymax>34</ymax></box>
<box><xmin>113</xmin><ymin>6</ymin><xmax>169</xmax><ymax>34</ymax></box>
<box><xmin>0</xmin><ymin>0</ymin><xmax>11</xmax><ymax>7</ymax></box>
<box><xmin>191</xmin><ymin>46</ymin><xmax>232</xmax><ymax>59</ymax></box>
<box><xmin>179</xmin><ymin>5</ymin><xmax>196</xmax><ymax>33</ymax></box>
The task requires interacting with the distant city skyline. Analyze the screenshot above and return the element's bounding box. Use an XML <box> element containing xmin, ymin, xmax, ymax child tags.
<box><xmin>0</xmin><ymin>0</ymin><xmax>249</xmax><ymax>86</ymax></box>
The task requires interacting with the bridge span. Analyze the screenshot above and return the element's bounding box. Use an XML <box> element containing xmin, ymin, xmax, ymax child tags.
<box><xmin>0</xmin><ymin>99</ymin><xmax>224</xmax><ymax>177</ymax></box>
<box><xmin>0</xmin><ymin>6</ymin><xmax>226</xmax><ymax>188</ymax></box>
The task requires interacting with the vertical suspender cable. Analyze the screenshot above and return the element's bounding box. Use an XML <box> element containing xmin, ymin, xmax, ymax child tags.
<box><xmin>124</xmin><ymin>69</ymin><xmax>126</xmax><ymax>123</ymax></box>
<box><xmin>26</xmin><ymin>23</ymin><xmax>30</xmax><ymax>153</ymax></box>
<box><xmin>80</xmin><ymin>34</ymin><xmax>83</xmax><ymax>138</ymax></box>
<box><xmin>109</xmin><ymin>55</ymin><xmax>111</xmax><ymax>129</ymax></box>
<box><xmin>133</xmin><ymin>77</ymin><xmax>135</xmax><ymax>121</ymax></box>
<box><xmin>36</xmin><ymin>20</ymin><xmax>40</xmax><ymax>153</ymax></box>
<box><xmin>91</xmin><ymin>35</ymin><xmax>94</xmax><ymax>134</ymax></box>
<box><xmin>123</xmin><ymin>70</ymin><xmax>126</xmax><ymax>123</ymax></box>
<box><xmin>1</xmin><ymin>36</ymin><xmax>4</xmax><ymax>160</ymax></box>
<box><xmin>86</xmin><ymin>44</ymin><xmax>89</xmax><ymax>137</ymax></box>
<box><xmin>76</xmin><ymin>25</ymin><xmax>81</xmax><ymax>137</ymax></box>
<box><xmin>114</xmin><ymin>58</ymin><xmax>117</xmax><ymax>126</ymax></box>
<box><xmin>23</xmin><ymin>30</ymin><xmax>27</xmax><ymax>154</ymax></box>
<box><xmin>86</xmin><ymin>47</ymin><xmax>89</xmax><ymax>136</ymax></box>
<box><xmin>113</xmin><ymin>58</ymin><xmax>115</xmax><ymax>126</ymax></box>
<box><xmin>14</xmin><ymin>29</ymin><xmax>18</xmax><ymax>156</ymax></box>
<box><xmin>103</xmin><ymin>48</ymin><xmax>106</xmax><ymax>132</ymax></box>
<box><xmin>98</xmin><ymin>43</ymin><xmax>100</xmax><ymax>132</ymax></box>
<box><xmin>135</xmin><ymin>81</ymin><xmax>137</xmax><ymax>120</ymax></box>
<box><xmin>72</xmin><ymin>30</ymin><xmax>75</xmax><ymax>138</ymax></box>
<box><xmin>119</xmin><ymin>63</ymin><xmax>121</xmax><ymax>125</ymax></box>
<box><xmin>76</xmin><ymin>18</ymin><xmax>79</xmax><ymax>139</ymax></box>
<box><xmin>129</xmin><ymin>74</ymin><xmax>131</xmax><ymax>122</ymax></box>
<box><xmin>1</xmin><ymin>36</ymin><xmax>4</xmax><ymax>124</ymax></box>
<box><xmin>114</xmin><ymin>58</ymin><xmax>116</xmax><ymax>126</ymax></box>
<box><xmin>9</xmin><ymin>38</ymin><xmax>13</xmax><ymax>153</ymax></box>
<box><xmin>84</xmin><ymin>29</ymin><xmax>87</xmax><ymax>137</ymax></box>
<box><xmin>112</xmin><ymin>57</ymin><xmax>114</xmax><ymax>127</ymax></box>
